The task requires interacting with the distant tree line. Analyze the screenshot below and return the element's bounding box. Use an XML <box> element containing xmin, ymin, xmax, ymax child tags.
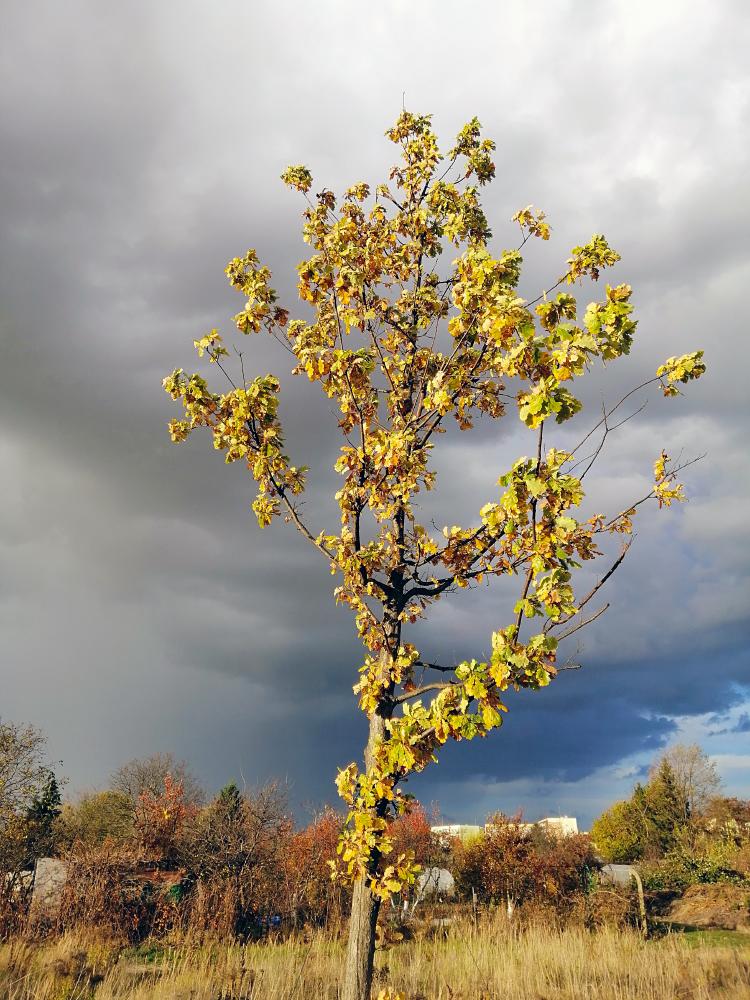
<box><xmin>2</xmin><ymin>720</ymin><xmax>748</xmax><ymax>941</ymax></box>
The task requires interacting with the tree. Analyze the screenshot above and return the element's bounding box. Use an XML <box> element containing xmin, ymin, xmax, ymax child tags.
<box><xmin>389</xmin><ymin>802</ymin><xmax>439</xmax><ymax>868</ymax></box>
<box><xmin>455</xmin><ymin>813</ymin><xmax>539</xmax><ymax>913</ymax></box>
<box><xmin>23</xmin><ymin>771</ymin><xmax>61</xmax><ymax>864</ymax></box>
<box><xmin>217</xmin><ymin>781</ymin><xmax>243</xmax><ymax>820</ymax></box>
<box><xmin>1</xmin><ymin>721</ymin><xmax>60</xmax><ymax>868</ymax></box>
<box><xmin>111</xmin><ymin>752</ymin><xmax>203</xmax><ymax>807</ymax></box>
<box><xmin>163</xmin><ymin>110</ymin><xmax>706</xmax><ymax>998</ymax></box>
<box><xmin>643</xmin><ymin>759</ymin><xmax>688</xmax><ymax>856</ymax></box>
<box><xmin>592</xmin><ymin>758</ymin><xmax>693</xmax><ymax>862</ymax></box>
<box><xmin>649</xmin><ymin>744</ymin><xmax>721</xmax><ymax>822</ymax></box>
<box><xmin>702</xmin><ymin>796</ymin><xmax>750</xmax><ymax>830</ymax></box>
<box><xmin>0</xmin><ymin>720</ymin><xmax>54</xmax><ymax>819</ymax></box>
<box><xmin>57</xmin><ymin>790</ymin><xmax>134</xmax><ymax>848</ymax></box>
<box><xmin>282</xmin><ymin>807</ymin><xmax>348</xmax><ymax>927</ymax></box>
<box><xmin>0</xmin><ymin>721</ymin><xmax>61</xmax><ymax>928</ymax></box>
<box><xmin>534</xmin><ymin>829</ymin><xmax>599</xmax><ymax>903</ymax></box>
<box><xmin>133</xmin><ymin>774</ymin><xmax>193</xmax><ymax>863</ymax></box>
<box><xmin>591</xmin><ymin>798</ymin><xmax>646</xmax><ymax>863</ymax></box>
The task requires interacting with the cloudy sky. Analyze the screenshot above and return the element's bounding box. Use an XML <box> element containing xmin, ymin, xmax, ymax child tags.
<box><xmin>1</xmin><ymin>0</ymin><xmax>748</xmax><ymax>828</ymax></box>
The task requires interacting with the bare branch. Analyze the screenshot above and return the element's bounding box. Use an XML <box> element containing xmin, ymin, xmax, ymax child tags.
<box><xmin>545</xmin><ymin>542</ymin><xmax>632</xmax><ymax>633</ymax></box>
<box><xmin>601</xmin><ymin>454</ymin><xmax>705</xmax><ymax>530</ymax></box>
<box><xmin>568</xmin><ymin>378</ymin><xmax>658</xmax><ymax>459</ymax></box>
<box><xmin>578</xmin><ymin>401</ymin><xmax>648</xmax><ymax>482</ymax></box>
<box><xmin>267</xmin><ymin>470</ymin><xmax>334</xmax><ymax>561</ymax></box>
<box><xmin>524</xmin><ymin>274</ymin><xmax>568</xmax><ymax>309</ymax></box>
<box><xmin>234</xmin><ymin>346</ymin><xmax>248</xmax><ymax>389</ymax></box>
<box><xmin>552</xmin><ymin>603</ymin><xmax>610</xmax><ymax>642</ymax></box>
<box><xmin>415</xmin><ymin>660</ymin><xmax>457</xmax><ymax>674</ymax></box>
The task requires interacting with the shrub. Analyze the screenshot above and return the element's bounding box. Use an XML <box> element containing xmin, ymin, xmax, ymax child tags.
<box><xmin>56</xmin><ymin>790</ymin><xmax>133</xmax><ymax>849</ymax></box>
<box><xmin>177</xmin><ymin>782</ymin><xmax>295</xmax><ymax>937</ymax></box>
<box><xmin>452</xmin><ymin>814</ymin><xmax>598</xmax><ymax>914</ymax></box>
<box><xmin>640</xmin><ymin>829</ymin><xmax>750</xmax><ymax>892</ymax></box>
<box><xmin>281</xmin><ymin>808</ymin><xmax>349</xmax><ymax>927</ymax></box>
<box><xmin>134</xmin><ymin>774</ymin><xmax>194</xmax><ymax>865</ymax></box>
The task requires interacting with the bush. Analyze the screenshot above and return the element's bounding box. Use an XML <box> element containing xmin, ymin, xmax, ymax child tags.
<box><xmin>56</xmin><ymin>790</ymin><xmax>133</xmax><ymax>849</ymax></box>
<box><xmin>281</xmin><ymin>808</ymin><xmax>349</xmax><ymax>928</ymax></box>
<box><xmin>640</xmin><ymin>830</ymin><xmax>750</xmax><ymax>892</ymax></box>
<box><xmin>53</xmin><ymin>842</ymin><xmax>145</xmax><ymax>938</ymax></box>
<box><xmin>134</xmin><ymin>774</ymin><xmax>194</xmax><ymax>865</ymax></box>
<box><xmin>177</xmin><ymin>782</ymin><xmax>297</xmax><ymax>937</ymax></box>
<box><xmin>452</xmin><ymin>814</ymin><xmax>598</xmax><ymax>914</ymax></box>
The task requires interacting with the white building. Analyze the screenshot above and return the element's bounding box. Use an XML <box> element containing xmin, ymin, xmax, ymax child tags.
<box><xmin>433</xmin><ymin>816</ymin><xmax>579</xmax><ymax>840</ymax></box>
<box><xmin>431</xmin><ymin>823</ymin><xmax>482</xmax><ymax>842</ymax></box>
<box><xmin>486</xmin><ymin>816</ymin><xmax>579</xmax><ymax>837</ymax></box>
<box><xmin>534</xmin><ymin>816</ymin><xmax>578</xmax><ymax>837</ymax></box>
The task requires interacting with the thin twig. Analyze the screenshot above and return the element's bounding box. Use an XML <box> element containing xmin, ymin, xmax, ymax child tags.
<box><xmin>553</xmin><ymin>603</ymin><xmax>610</xmax><ymax>642</ymax></box>
<box><xmin>546</xmin><ymin>543</ymin><xmax>632</xmax><ymax>633</ymax></box>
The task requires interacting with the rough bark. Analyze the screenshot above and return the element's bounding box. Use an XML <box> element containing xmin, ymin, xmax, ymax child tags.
<box><xmin>342</xmin><ymin>875</ymin><xmax>381</xmax><ymax>1000</ymax></box>
<box><xmin>342</xmin><ymin>708</ymin><xmax>388</xmax><ymax>1000</ymax></box>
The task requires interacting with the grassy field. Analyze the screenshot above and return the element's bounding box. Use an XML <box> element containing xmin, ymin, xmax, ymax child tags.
<box><xmin>1</xmin><ymin>917</ymin><xmax>748</xmax><ymax>999</ymax></box>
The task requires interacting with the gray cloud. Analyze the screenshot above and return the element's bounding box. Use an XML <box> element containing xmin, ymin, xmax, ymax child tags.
<box><xmin>1</xmin><ymin>1</ymin><xmax>748</xmax><ymax>824</ymax></box>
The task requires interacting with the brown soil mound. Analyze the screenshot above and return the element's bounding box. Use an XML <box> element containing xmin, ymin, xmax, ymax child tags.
<box><xmin>667</xmin><ymin>883</ymin><xmax>750</xmax><ymax>930</ymax></box>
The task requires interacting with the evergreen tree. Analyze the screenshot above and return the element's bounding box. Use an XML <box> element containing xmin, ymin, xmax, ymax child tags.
<box><xmin>217</xmin><ymin>782</ymin><xmax>243</xmax><ymax>822</ymax></box>
<box><xmin>24</xmin><ymin>770</ymin><xmax>61</xmax><ymax>864</ymax></box>
<box><xmin>644</xmin><ymin>759</ymin><xmax>687</xmax><ymax>856</ymax></box>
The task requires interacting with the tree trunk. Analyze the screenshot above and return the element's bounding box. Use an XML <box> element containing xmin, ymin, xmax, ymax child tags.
<box><xmin>342</xmin><ymin>876</ymin><xmax>381</xmax><ymax>1000</ymax></box>
<box><xmin>342</xmin><ymin>709</ymin><xmax>387</xmax><ymax>1000</ymax></box>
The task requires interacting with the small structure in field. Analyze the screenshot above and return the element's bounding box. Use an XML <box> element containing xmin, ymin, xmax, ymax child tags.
<box><xmin>29</xmin><ymin>858</ymin><xmax>68</xmax><ymax>917</ymax></box>
<box><xmin>600</xmin><ymin>863</ymin><xmax>635</xmax><ymax>886</ymax></box>
<box><xmin>416</xmin><ymin>866</ymin><xmax>455</xmax><ymax>898</ymax></box>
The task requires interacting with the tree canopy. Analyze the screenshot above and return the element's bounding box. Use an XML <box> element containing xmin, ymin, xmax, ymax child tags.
<box><xmin>163</xmin><ymin>110</ymin><xmax>705</xmax><ymax>997</ymax></box>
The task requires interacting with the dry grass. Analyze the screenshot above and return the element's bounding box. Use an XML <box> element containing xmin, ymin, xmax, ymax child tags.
<box><xmin>0</xmin><ymin>915</ymin><xmax>748</xmax><ymax>999</ymax></box>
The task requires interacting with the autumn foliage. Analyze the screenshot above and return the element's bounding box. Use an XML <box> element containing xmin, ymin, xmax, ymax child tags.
<box><xmin>163</xmin><ymin>109</ymin><xmax>706</xmax><ymax>997</ymax></box>
<box><xmin>164</xmin><ymin>110</ymin><xmax>706</xmax><ymax>909</ymax></box>
<box><xmin>134</xmin><ymin>775</ymin><xmax>193</xmax><ymax>864</ymax></box>
<box><xmin>453</xmin><ymin>814</ymin><xmax>597</xmax><ymax>913</ymax></box>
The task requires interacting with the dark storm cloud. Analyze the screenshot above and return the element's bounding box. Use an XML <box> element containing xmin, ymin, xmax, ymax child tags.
<box><xmin>1</xmin><ymin>1</ymin><xmax>748</xmax><ymax>820</ymax></box>
<box><xmin>710</xmin><ymin>713</ymin><xmax>750</xmax><ymax>737</ymax></box>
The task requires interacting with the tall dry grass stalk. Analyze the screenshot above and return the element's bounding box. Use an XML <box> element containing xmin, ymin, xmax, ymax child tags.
<box><xmin>0</xmin><ymin>915</ymin><xmax>748</xmax><ymax>999</ymax></box>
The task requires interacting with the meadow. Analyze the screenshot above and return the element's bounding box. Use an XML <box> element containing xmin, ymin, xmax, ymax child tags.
<box><xmin>1</xmin><ymin>915</ymin><xmax>749</xmax><ymax>1000</ymax></box>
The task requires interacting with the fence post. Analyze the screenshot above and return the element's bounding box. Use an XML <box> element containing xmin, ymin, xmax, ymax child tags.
<box><xmin>630</xmin><ymin>869</ymin><xmax>648</xmax><ymax>938</ymax></box>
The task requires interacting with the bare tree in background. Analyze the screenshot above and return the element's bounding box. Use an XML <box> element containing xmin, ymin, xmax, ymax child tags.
<box><xmin>649</xmin><ymin>743</ymin><xmax>722</xmax><ymax>821</ymax></box>
<box><xmin>111</xmin><ymin>752</ymin><xmax>204</xmax><ymax>807</ymax></box>
<box><xmin>0</xmin><ymin>720</ymin><xmax>53</xmax><ymax>818</ymax></box>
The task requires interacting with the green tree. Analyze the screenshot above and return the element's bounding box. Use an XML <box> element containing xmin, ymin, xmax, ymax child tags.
<box><xmin>591</xmin><ymin>798</ymin><xmax>645</xmax><ymax>863</ymax></box>
<box><xmin>217</xmin><ymin>782</ymin><xmax>243</xmax><ymax>822</ymax></box>
<box><xmin>164</xmin><ymin>111</ymin><xmax>705</xmax><ymax>999</ymax></box>
<box><xmin>57</xmin><ymin>789</ymin><xmax>134</xmax><ymax>848</ymax></box>
<box><xmin>593</xmin><ymin>760</ymin><xmax>692</xmax><ymax>863</ymax></box>
<box><xmin>23</xmin><ymin>771</ymin><xmax>61</xmax><ymax>864</ymax></box>
<box><xmin>644</xmin><ymin>759</ymin><xmax>687</xmax><ymax>856</ymax></box>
